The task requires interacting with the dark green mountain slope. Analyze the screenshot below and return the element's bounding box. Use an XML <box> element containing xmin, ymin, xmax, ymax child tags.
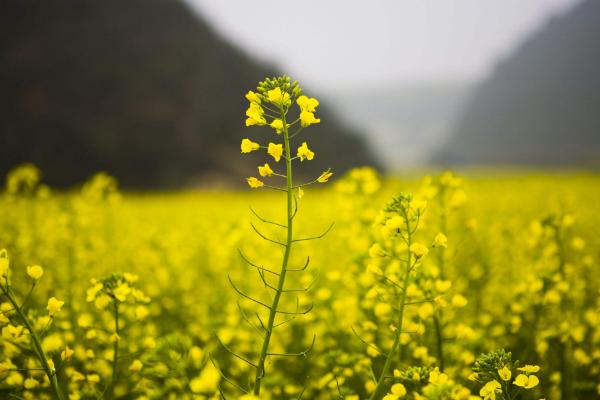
<box><xmin>0</xmin><ymin>0</ymin><xmax>377</xmax><ymax>188</ymax></box>
<box><xmin>434</xmin><ymin>0</ymin><xmax>600</xmax><ymax>167</ymax></box>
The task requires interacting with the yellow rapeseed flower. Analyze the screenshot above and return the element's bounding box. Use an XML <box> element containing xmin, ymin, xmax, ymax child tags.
<box><xmin>47</xmin><ymin>297</ymin><xmax>64</xmax><ymax>316</ymax></box>
<box><xmin>241</xmin><ymin>138</ymin><xmax>260</xmax><ymax>153</ymax></box>
<box><xmin>433</xmin><ymin>232</ymin><xmax>447</xmax><ymax>248</ymax></box>
<box><xmin>0</xmin><ymin>249</ymin><xmax>9</xmax><ymax>277</ymax></box>
<box><xmin>410</xmin><ymin>243</ymin><xmax>429</xmax><ymax>259</ymax></box>
<box><xmin>245</xmin><ymin>103</ymin><xmax>266</xmax><ymax>126</ymax></box>
<box><xmin>390</xmin><ymin>383</ymin><xmax>407</xmax><ymax>397</ymax></box>
<box><xmin>24</xmin><ymin>378</ymin><xmax>39</xmax><ymax>389</ymax></box>
<box><xmin>258</xmin><ymin>163</ymin><xmax>274</xmax><ymax>177</ymax></box>
<box><xmin>513</xmin><ymin>374</ymin><xmax>539</xmax><ymax>389</ymax></box>
<box><xmin>245</xmin><ymin>91</ymin><xmax>261</xmax><ymax>104</ymax></box>
<box><xmin>26</xmin><ymin>265</ymin><xmax>44</xmax><ymax>280</ymax></box>
<box><xmin>246</xmin><ymin>177</ymin><xmax>264</xmax><ymax>188</ymax></box>
<box><xmin>296</xmin><ymin>95</ymin><xmax>319</xmax><ymax>112</ymax></box>
<box><xmin>129</xmin><ymin>359</ymin><xmax>143</xmax><ymax>372</ymax></box>
<box><xmin>267</xmin><ymin>143</ymin><xmax>283</xmax><ymax>162</ymax></box>
<box><xmin>480</xmin><ymin>380</ymin><xmax>501</xmax><ymax>400</ymax></box>
<box><xmin>297</xmin><ymin>142</ymin><xmax>315</xmax><ymax>161</ymax></box>
<box><xmin>270</xmin><ymin>119</ymin><xmax>284</xmax><ymax>134</ymax></box>
<box><xmin>113</xmin><ymin>282</ymin><xmax>131</xmax><ymax>302</ymax></box>
<box><xmin>517</xmin><ymin>365</ymin><xmax>540</xmax><ymax>374</ymax></box>
<box><xmin>498</xmin><ymin>366</ymin><xmax>511</xmax><ymax>381</ymax></box>
<box><xmin>61</xmin><ymin>346</ymin><xmax>74</xmax><ymax>361</ymax></box>
<box><xmin>266</xmin><ymin>87</ymin><xmax>291</xmax><ymax>107</ymax></box>
<box><xmin>300</xmin><ymin>111</ymin><xmax>320</xmax><ymax>128</ymax></box>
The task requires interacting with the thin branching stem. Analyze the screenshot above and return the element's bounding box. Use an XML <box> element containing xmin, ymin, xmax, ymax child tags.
<box><xmin>1</xmin><ymin>284</ymin><xmax>66</xmax><ymax>400</ymax></box>
<box><xmin>369</xmin><ymin>222</ymin><xmax>415</xmax><ymax>400</ymax></box>
<box><xmin>253</xmin><ymin>103</ymin><xmax>296</xmax><ymax>395</ymax></box>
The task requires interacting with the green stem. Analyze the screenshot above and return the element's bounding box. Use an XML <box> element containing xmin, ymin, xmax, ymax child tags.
<box><xmin>369</xmin><ymin>229</ymin><xmax>414</xmax><ymax>400</ymax></box>
<box><xmin>109</xmin><ymin>302</ymin><xmax>120</xmax><ymax>399</ymax></box>
<box><xmin>434</xmin><ymin>193</ymin><xmax>447</xmax><ymax>371</ymax></box>
<box><xmin>253</xmin><ymin>105</ymin><xmax>294</xmax><ymax>396</ymax></box>
<box><xmin>1</xmin><ymin>285</ymin><xmax>66</xmax><ymax>400</ymax></box>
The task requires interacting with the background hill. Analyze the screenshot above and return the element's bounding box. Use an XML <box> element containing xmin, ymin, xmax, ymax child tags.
<box><xmin>0</xmin><ymin>0</ymin><xmax>378</xmax><ymax>188</ymax></box>
<box><xmin>433</xmin><ymin>0</ymin><xmax>600</xmax><ymax>167</ymax></box>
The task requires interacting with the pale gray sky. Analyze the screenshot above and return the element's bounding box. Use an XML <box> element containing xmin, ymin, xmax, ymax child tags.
<box><xmin>186</xmin><ymin>0</ymin><xmax>580</xmax><ymax>88</ymax></box>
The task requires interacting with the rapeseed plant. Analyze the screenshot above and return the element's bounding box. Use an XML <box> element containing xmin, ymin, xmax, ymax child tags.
<box><xmin>217</xmin><ymin>76</ymin><xmax>333</xmax><ymax>397</ymax></box>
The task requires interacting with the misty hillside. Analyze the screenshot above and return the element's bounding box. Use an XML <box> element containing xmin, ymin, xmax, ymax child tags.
<box><xmin>433</xmin><ymin>0</ymin><xmax>600</xmax><ymax>167</ymax></box>
<box><xmin>0</xmin><ymin>0</ymin><xmax>378</xmax><ymax>188</ymax></box>
<box><xmin>326</xmin><ymin>83</ymin><xmax>471</xmax><ymax>169</ymax></box>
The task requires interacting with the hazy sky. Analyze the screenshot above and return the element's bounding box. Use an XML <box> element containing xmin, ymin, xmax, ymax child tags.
<box><xmin>186</xmin><ymin>0</ymin><xmax>580</xmax><ymax>88</ymax></box>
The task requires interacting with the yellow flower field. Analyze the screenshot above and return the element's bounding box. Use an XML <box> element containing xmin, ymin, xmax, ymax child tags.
<box><xmin>1</xmin><ymin>77</ymin><xmax>599</xmax><ymax>399</ymax></box>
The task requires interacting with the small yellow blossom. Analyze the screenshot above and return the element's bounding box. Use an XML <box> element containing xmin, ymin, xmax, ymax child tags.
<box><xmin>410</xmin><ymin>243</ymin><xmax>429</xmax><ymax>259</ymax></box>
<box><xmin>266</xmin><ymin>87</ymin><xmax>291</xmax><ymax>107</ymax></box>
<box><xmin>123</xmin><ymin>273</ymin><xmax>139</xmax><ymax>283</ymax></box>
<box><xmin>47</xmin><ymin>297</ymin><xmax>64</xmax><ymax>316</ymax></box>
<box><xmin>245</xmin><ymin>103</ymin><xmax>266</xmax><ymax>126</ymax></box>
<box><xmin>241</xmin><ymin>138</ymin><xmax>260</xmax><ymax>153</ymax></box>
<box><xmin>24</xmin><ymin>377</ymin><xmax>39</xmax><ymax>389</ymax></box>
<box><xmin>433</xmin><ymin>233</ymin><xmax>447</xmax><ymax>248</ymax></box>
<box><xmin>61</xmin><ymin>346</ymin><xmax>75</xmax><ymax>361</ymax></box>
<box><xmin>300</xmin><ymin>111</ymin><xmax>320</xmax><ymax>127</ymax></box>
<box><xmin>296</xmin><ymin>95</ymin><xmax>319</xmax><ymax>112</ymax></box>
<box><xmin>317</xmin><ymin>169</ymin><xmax>333</xmax><ymax>183</ymax></box>
<box><xmin>86</xmin><ymin>282</ymin><xmax>103</xmax><ymax>302</ymax></box>
<box><xmin>94</xmin><ymin>294</ymin><xmax>110</xmax><ymax>309</ymax></box>
<box><xmin>26</xmin><ymin>265</ymin><xmax>44</xmax><ymax>280</ymax></box>
<box><xmin>246</xmin><ymin>177</ymin><xmax>264</xmax><ymax>188</ymax></box>
<box><xmin>113</xmin><ymin>282</ymin><xmax>131</xmax><ymax>302</ymax></box>
<box><xmin>498</xmin><ymin>366</ymin><xmax>511</xmax><ymax>381</ymax></box>
<box><xmin>258</xmin><ymin>163</ymin><xmax>274</xmax><ymax>177</ymax></box>
<box><xmin>451</xmin><ymin>294</ymin><xmax>468</xmax><ymax>307</ymax></box>
<box><xmin>297</xmin><ymin>142</ymin><xmax>315</xmax><ymax>161</ymax></box>
<box><xmin>369</xmin><ymin>243</ymin><xmax>386</xmax><ymax>258</ymax></box>
<box><xmin>391</xmin><ymin>383</ymin><xmax>407</xmax><ymax>397</ymax></box>
<box><xmin>517</xmin><ymin>365</ymin><xmax>540</xmax><ymax>374</ymax></box>
<box><xmin>270</xmin><ymin>119</ymin><xmax>284</xmax><ymax>134</ymax></box>
<box><xmin>435</xmin><ymin>280</ymin><xmax>452</xmax><ymax>293</ymax></box>
<box><xmin>245</xmin><ymin>91</ymin><xmax>261</xmax><ymax>104</ymax></box>
<box><xmin>514</xmin><ymin>374</ymin><xmax>539</xmax><ymax>389</ymax></box>
<box><xmin>480</xmin><ymin>380</ymin><xmax>501</xmax><ymax>400</ymax></box>
<box><xmin>267</xmin><ymin>142</ymin><xmax>283</xmax><ymax>162</ymax></box>
<box><xmin>0</xmin><ymin>249</ymin><xmax>9</xmax><ymax>277</ymax></box>
<box><xmin>129</xmin><ymin>359</ymin><xmax>143</xmax><ymax>372</ymax></box>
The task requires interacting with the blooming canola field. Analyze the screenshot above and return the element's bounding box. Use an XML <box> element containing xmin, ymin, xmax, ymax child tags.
<box><xmin>1</xmin><ymin>77</ymin><xmax>600</xmax><ymax>400</ymax></box>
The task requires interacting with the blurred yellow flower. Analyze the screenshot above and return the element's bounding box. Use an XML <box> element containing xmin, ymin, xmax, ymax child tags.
<box><xmin>26</xmin><ymin>265</ymin><xmax>44</xmax><ymax>280</ymax></box>
<box><xmin>410</xmin><ymin>243</ymin><xmax>429</xmax><ymax>259</ymax></box>
<box><xmin>47</xmin><ymin>297</ymin><xmax>64</xmax><ymax>316</ymax></box>
<box><xmin>434</xmin><ymin>232</ymin><xmax>447</xmax><ymax>248</ymax></box>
